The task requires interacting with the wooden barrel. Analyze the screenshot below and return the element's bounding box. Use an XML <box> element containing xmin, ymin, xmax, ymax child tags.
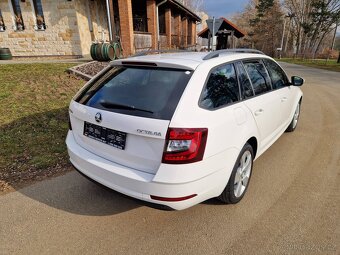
<box><xmin>113</xmin><ymin>42</ymin><xmax>122</xmax><ymax>59</ymax></box>
<box><xmin>93</xmin><ymin>43</ymin><xmax>104</xmax><ymax>61</ymax></box>
<box><xmin>101</xmin><ymin>43</ymin><xmax>115</xmax><ymax>61</ymax></box>
<box><xmin>0</xmin><ymin>48</ymin><xmax>12</xmax><ymax>60</ymax></box>
<box><xmin>90</xmin><ymin>43</ymin><xmax>98</xmax><ymax>61</ymax></box>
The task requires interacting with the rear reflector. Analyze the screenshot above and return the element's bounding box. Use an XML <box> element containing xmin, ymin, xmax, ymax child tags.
<box><xmin>150</xmin><ymin>194</ymin><xmax>197</xmax><ymax>202</ymax></box>
<box><xmin>162</xmin><ymin>128</ymin><xmax>208</xmax><ymax>164</ymax></box>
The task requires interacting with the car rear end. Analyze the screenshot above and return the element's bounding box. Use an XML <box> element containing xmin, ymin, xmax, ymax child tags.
<box><xmin>66</xmin><ymin>56</ymin><xmax>228</xmax><ymax>210</ymax></box>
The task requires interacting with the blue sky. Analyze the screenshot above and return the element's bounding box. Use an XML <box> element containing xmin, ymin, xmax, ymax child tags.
<box><xmin>204</xmin><ymin>0</ymin><xmax>250</xmax><ymax>19</ymax></box>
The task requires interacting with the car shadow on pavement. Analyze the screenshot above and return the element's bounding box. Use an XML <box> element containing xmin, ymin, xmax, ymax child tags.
<box><xmin>18</xmin><ymin>171</ymin><xmax>144</xmax><ymax>215</ymax></box>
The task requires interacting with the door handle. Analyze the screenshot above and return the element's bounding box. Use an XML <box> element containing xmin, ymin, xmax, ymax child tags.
<box><xmin>281</xmin><ymin>97</ymin><xmax>288</xmax><ymax>102</ymax></box>
<box><xmin>254</xmin><ymin>109</ymin><xmax>264</xmax><ymax>116</ymax></box>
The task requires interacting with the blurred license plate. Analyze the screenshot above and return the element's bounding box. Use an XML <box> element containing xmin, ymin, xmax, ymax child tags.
<box><xmin>83</xmin><ymin>122</ymin><xmax>127</xmax><ymax>150</ymax></box>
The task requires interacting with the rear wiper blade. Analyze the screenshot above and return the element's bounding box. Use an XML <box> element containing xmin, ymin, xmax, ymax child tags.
<box><xmin>100</xmin><ymin>101</ymin><xmax>154</xmax><ymax>114</ymax></box>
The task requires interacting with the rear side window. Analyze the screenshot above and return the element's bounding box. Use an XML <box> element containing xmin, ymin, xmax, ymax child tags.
<box><xmin>200</xmin><ymin>63</ymin><xmax>240</xmax><ymax>110</ymax></box>
<box><xmin>243</xmin><ymin>61</ymin><xmax>272</xmax><ymax>95</ymax></box>
<box><xmin>262</xmin><ymin>59</ymin><xmax>289</xmax><ymax>89</ymax></box>
<box><xmin>75</xmin><ymin>66</ymin><xmax>192</xmax><ymax>120</ymax></box>
<box><xmin>235</xmin><ymin>62</ymin><xmax>254</xmax><ymax>99</ymax></box>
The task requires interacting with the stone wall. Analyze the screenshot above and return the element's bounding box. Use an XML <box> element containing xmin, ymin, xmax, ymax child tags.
<box><xmin>75</xmin><ymin>0</ymin><xmax>110</xmax><ymax>57</ymax></box>
<box><xmin>0</xmin><ymin>0</ymin><xmax>109</xmax><ymax>57</ymax></box>
<box><xmin>0</xmin><ymin>0</ymin><xmax>199</xmax><ymax>58</ymax></box>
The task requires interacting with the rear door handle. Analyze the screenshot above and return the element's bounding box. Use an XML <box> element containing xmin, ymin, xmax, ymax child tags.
<box><xmin>254</xmin><ymin>109</ymin><xmax>264</xmax><ymax>116</ymax></box>
<box><xmin>281</xmin><ymin>97</ymin><xmax>288</xmax><ymax>102</ymax></box>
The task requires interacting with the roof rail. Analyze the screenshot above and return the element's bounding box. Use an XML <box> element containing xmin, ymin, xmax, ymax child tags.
<box><xmin>132</xmin><ymin>49</ymin><xmax>194</xmax><ymax>57</ymax></box>
<box><xmin>203</xmin><ymin>49</ymin><xmax>265</xmax><ymax>60</ymax></box>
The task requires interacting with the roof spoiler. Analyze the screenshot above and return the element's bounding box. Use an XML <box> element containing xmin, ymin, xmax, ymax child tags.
<box><xmin>131</xmin><ymin>49</ymin><xmax>194</xmax><ymax>58</ymax></box>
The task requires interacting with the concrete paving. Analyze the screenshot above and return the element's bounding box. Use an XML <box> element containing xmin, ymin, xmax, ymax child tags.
<box><xmin>0</xmin><ymin>63</ymin><xmax>339</xmax><ymax>255</ymax></box>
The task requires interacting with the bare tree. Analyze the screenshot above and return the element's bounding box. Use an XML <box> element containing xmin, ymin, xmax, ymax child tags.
<box><xmin>177</xmin><ymin>0</ymin><xmax>205</xmax><ymax>13</ymax></box>
<box><xmin>232</xmin><ymin>0</ymin><xmax>259</xmax><ymax>47</ymax></box>
<box><xmin>284</xmin><ymin>0</ymin><xmax>340</xmax><ymax>58</ymax></box>
<box><xmin>232</xmin><ymin>0</ymin><xmax>284</xmax><ymax>57</ymax></box>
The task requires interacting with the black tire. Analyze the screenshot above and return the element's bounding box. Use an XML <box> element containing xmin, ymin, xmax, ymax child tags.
<box><xmin>286</xmin><ymin>101</ymin><xmax>301</xmax><ymax>132</ymax></box>
<box><xmin>218</xmin><ymin>143</ymin><xmax>254</xmax><ymax>204</ymax></box>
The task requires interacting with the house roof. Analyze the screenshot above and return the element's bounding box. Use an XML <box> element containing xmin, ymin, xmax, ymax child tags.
<box><xmin>197</xmin><ymin>18</ymin><xmax>246</xmax><ymax>38</ymax></box>
<box><xmin>168</xmin><ymin>0</ymin><xmax>201</xmax><ymax>22</ymax></box>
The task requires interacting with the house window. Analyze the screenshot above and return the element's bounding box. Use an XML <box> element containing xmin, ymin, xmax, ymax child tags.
<box><xmin>158</xmin><ymin>6</ymin><xmax>165</xmax><ymax>34</ymax></box>
<box><xmin>132</xmin><ymin>0</ymin><xmax>148</xmax><ymax>32</ymax></box>
<box><xmin>31</xmin><ymin>0</ymin><xmax>46</xmax><ymax>30</ymax></box>
<box><xmin>10</xmin><ymin>0</ymin><xmax>25</xmax><ymax>31</ymax></box>
<box><xmin>0</xmin><ymin>9</ymin><xmax>6</xmax><ymax>31</ymax></box>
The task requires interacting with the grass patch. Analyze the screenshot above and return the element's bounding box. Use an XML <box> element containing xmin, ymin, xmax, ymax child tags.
<box><xmin>278</xmin><ymin>58</ymin><xmax>340</xmax><ymax>72</ymax></box>
<box><xmin>0</xmin><ymin>63</ymin><xmax>85</xmax><ymax>191</ymax></box>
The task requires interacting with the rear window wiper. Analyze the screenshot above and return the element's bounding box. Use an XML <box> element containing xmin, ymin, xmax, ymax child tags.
<box><xmin>100</xmin><ymin>101</ymin><xmax>154</xmax><ymax>114</ymax></box>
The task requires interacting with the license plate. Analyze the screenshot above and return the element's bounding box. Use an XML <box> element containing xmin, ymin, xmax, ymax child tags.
<box><xmin>83</xmin><ymin>122</ymin><xmax>127</xmax><ymax>150</ymax></box>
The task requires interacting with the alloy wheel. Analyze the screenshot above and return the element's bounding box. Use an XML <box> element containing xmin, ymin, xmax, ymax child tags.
<box><xmin>292</xmin><ymin>103</ymin><xmax>300</xmax><ymax>129</ymax></box>
<box><xmin>234</xmin><ymin>150</ymin><xmax>252</xmax><ymax>198</ymax></box>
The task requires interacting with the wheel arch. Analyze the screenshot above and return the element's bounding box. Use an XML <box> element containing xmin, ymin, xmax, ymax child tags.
<box><xmin>246</xmin><ymin>137</ymin><xmax>258</xmax><ymax>158</ymax></box>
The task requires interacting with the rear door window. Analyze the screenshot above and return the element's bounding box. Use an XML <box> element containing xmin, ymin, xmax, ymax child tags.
<box><xmin>243</xmin><ymin>61</ymin><xmax>272</xmax><ymax>95</ymax></box>
<box><xmin>235</xmin><ymin>62</ymin><xmax>254</xmax><ymax>99</ymax></box>
<box><xmin>200</xmin><ymin>63</ymin><xmax>240</xmax><ymax>109</ymax></box>
<box><xmin>75</xmin><ymin>66</ymin><xmax>192</xmax><ymax>120</ymax></box>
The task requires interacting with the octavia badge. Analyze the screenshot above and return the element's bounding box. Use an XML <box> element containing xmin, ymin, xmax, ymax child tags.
<box><xmin>95</xmin><ymin>112</ymin><xmax>102</xmax><ymax>123</ymax></box>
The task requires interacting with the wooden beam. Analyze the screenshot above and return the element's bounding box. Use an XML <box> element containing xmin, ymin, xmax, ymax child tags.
<box><xmin>108</xmin><ymin>0</ymin><xmax>116</xmax><ymax>42</ymax></box>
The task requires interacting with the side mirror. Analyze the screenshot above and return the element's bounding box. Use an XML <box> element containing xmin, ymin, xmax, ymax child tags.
<box><xmin>291</xmin><ymin>76</ymin><xmax>304</xmax><ymax>86</ymax></box>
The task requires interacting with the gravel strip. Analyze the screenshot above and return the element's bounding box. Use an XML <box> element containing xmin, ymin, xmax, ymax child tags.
<box><xmin>73</xmin><ymin>61</ymin><xmax>109</xmax><ymax>78</ymax></box>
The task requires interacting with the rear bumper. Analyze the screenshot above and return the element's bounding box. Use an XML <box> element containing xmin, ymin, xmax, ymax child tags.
<box><xmin>66</xmin><ymin>131</ymin><xmax>236</xmax><ymax>210</ymax></box>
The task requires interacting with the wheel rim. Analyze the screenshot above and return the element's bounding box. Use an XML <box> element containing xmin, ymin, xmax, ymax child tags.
<box><xmin>292</xmin><ymin>103</ymin><xmax>300</xmax><ymax>129</ymax></box>
<box><xmin>234</xmin><ymin>150</ymin><xmax>252</xmax><ymax>198</ymax></box>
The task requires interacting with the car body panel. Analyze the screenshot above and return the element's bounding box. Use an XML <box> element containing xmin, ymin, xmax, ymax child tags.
<box><xmin>243</xmin><ymin>90</ymin><xmax>284</xmax><ymax>151</ymax></box>
<box><xmin>69</xmin><ymin>101</ymin><xmax>169</xmax><ymax>175</ymax></box>
<box><xmin>66</xmin><ymin>131</ymin><xmax>239</xmax><ymax>210</ymax></box>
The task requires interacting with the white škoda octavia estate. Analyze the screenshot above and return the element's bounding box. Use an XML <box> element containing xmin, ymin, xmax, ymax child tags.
<box><xmin>66</xmin><ymin>49</ymin><xmax>304</xmax><ymax>210</ymax></box>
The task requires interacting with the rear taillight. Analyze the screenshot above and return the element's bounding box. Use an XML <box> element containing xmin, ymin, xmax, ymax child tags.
<box><xmin>162</xmin><ymin>128</ymin><xmax>208</xmax><ymax>164</ymax></box>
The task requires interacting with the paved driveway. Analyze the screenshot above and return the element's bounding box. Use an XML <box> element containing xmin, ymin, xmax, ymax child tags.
<box><xmin>1</xmin><ymin>63</ymin><xmax>339</xmax><ymax>255</ymax></box>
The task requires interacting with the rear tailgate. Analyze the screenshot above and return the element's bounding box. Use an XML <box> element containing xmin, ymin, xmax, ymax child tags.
<box><xmin>70</xmin><ymin>101</ymin><xmax>169</xmax><ymax>175</ymax></box>
<box><xmin>69</xmin><ymin>64</ymin><xmax>193</xmax><ymax>175</ymax></box>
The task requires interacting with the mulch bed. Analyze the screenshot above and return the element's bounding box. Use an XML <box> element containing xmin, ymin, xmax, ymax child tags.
<box><xmin>71</xmin><ymin>61</ymin><xmax>109</xmax><ymax>79</ymax></box>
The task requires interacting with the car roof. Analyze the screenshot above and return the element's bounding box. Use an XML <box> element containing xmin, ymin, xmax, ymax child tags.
<box><xmin>111</xmin><ymin>51</ymin><xmax>272</xmax><ymax>70</ymax></box>
<box><xmin>112</xmin><ymin>52</ymin><xmax>205</xmax><ymax>70</ymax></box>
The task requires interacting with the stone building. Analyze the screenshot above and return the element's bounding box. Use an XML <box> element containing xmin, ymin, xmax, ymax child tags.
<box><xmin>0</xmin><ymin>0</ymin><xmax>201</xmax><ymax>58</ymax></box>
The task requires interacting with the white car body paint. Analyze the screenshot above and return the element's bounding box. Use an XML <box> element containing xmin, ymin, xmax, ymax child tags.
<box><xmin>66</xmin><ymin>52</ymin><xmax>303</xmax><ymax>210</ymax></box>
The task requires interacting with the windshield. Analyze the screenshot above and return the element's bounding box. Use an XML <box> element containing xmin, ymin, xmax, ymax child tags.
<box><xmin>75</xmin><ymin>66</ymin><xmax>193</xmax><ymax>120</ymax></box>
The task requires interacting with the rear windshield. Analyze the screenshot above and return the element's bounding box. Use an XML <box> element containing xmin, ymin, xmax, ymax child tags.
<box><xmin>75</xmin><ymin>66</ymin><xmax>193</xmax><ymax>120</ymax></box>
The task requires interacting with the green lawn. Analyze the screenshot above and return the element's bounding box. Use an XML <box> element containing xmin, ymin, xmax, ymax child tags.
<box><xmin>278</xmin><ymin>58</ymin><xmax>340</xmax><ymax>72</ymax></box>
<box><xmin>0</xmin><ymin>63</ymin><xmax>85</xmax><ymax>191</ymax></box>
